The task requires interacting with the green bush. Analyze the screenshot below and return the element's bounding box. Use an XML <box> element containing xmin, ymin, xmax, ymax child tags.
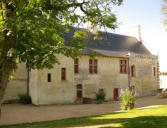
<box><xmin>157</xmin><ymin>89</ymin><xmax>167</xmax><ymax>98</ymax></box>
<box><xmin>96</xmin><ymin>88</ymin><xmax>105</xmax><ymax>104</ymax></box>
<box><xmin>18</xmin><ymin>94</ymin><xmax>32</xmax><ymax>104</ymax></box>
<box><xmin>121</xmin><ymin>91</ymin><xmax>136</xmax><ymax>110</ymax></box>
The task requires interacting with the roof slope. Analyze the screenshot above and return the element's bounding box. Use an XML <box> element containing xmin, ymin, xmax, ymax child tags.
<box><xmin>64</xmin><ymin>28</ymin><xmax>151</xmax><ymax>56</ymax></box>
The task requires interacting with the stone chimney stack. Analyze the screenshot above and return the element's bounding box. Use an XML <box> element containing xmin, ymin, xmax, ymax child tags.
<box><xmin>138</xmin><ymin>24</ymin><xmax>142</xmax><ymax>42</ymax></box>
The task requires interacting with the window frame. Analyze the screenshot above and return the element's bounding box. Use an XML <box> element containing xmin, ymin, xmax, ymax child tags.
<box><xmin>153</xmin><ymin>66</ymin><xmax>156</xmax><ymax>77</ymax></box>
<box><xmin>89</xmin><ymin>59</ymin><xmax>98</xmax><ymax>74</ymax></box>
<box><xmin>76</xmin><ymin>84</ymin><xmax>82</xmax><ymax>99</ymax></box>
<box><xmin>74</xmin><ymin>58</ymin><xmax>79</xmax><ymax>74</ymax></box>
<box><xmin>131</xmin><ymin>65</ymin><xmax>135</xmax><ymax>77</ymax></box>
<box><xmin>120</xmin><ymin>60</ymin><xmax>127</xmax><ymax>74</ymax></box>
<box><xmin>61</xmin><ymin>68</ymin><xmax>66</xmax><ymax>80</ymax></box>
<box><xmin>47</xmin><ymin>73</ymin><xmax>51</xmax><ymax>82</ymax></box>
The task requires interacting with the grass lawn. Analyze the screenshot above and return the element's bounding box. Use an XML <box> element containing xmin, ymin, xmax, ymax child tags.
<box><xmin>1</xmin><ymin>105</ymin><xmax>167</xmax><ymax>128</ymax></box>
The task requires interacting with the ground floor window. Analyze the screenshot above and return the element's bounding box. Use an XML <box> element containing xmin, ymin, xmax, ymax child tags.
<box><xmin>77</xmin><ymin>84</ymin><xmax>82</xmax><ymax>99</ymax></box>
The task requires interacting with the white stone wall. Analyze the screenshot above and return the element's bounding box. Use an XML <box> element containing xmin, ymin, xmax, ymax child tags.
<box><xmin>3</xmin><ymin>53</ymin><xmax>159</xmax><ymax>105</ymax></box>
<box><xmin>74</xmin><ymin>54</ymin><xmax>158</xmax><ymax>100</ymax></box>
<box><xmin>75</xmin><ymin>55</ymin><xmax>129</xmax><ymax>100</ymax></box>
<box><xmin>30</xmin><ymin>54</ymin><xmax>159</xmax><ymax>104</ymax></box>
<box><xmin>130</xmin><ymin>53</ymin><xmax>159</xmax><ymax>96</ymax></box>
<box><xmin>30</xmin><ymin>54</ymin><xmax>76</xmax><ymax>105</ymax></box>
<box><xmin>3</xmin><ymin>63</ymin><xmax>27</xmax><ymax>101</ymax></box>
<box><xmin>29</xmin><ymin>69</ymin><xmax>39</xmax><ymax>105</ymax></box>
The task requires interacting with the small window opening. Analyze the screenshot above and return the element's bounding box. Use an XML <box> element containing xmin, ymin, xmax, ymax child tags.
<box><xmin>48</xmin><ymin>73</ymin><xmax>51</xmax><ymax>82</ymax></box>
<box><xmin>61</xmin><ymin>68</ymin><xmax>66</xmax><ymax>80</ymax></box>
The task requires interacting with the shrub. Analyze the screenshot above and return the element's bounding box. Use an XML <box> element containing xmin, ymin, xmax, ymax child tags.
<box><xmin>18</xmin><ymin>94</ymin><xmax>32</xmax><ymax>104</ymax></box>
<box><xmin>121</xmin><ymin>91</ymin><xmax>136</xmax><ymax>110</ymax></box>
<box><xmin>96</xmin><ymin>88</ymin><xmax>106</xmax><ymax>104</ymax></box>
<box><xmin>157</xmin><ymin>89</ymin><xmax>167</xmax><ymax>98</ymax></box>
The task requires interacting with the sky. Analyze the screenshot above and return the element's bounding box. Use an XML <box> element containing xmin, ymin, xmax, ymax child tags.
<box><xmin>112</xmin><ymin>0</ymin><xmax>167</xmax><ymax>72</ymax></box>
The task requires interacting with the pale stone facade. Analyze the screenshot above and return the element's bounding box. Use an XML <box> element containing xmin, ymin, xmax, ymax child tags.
<box><xmin>30</xmin><ymin>54</ymin><xmax>76</xmax><ymax>105</ymax></box>
<box><xmin>4</xmin><ymin>52</ymin><xmax>159</xmax><ymax>105</ymax></box>
<box><xmin>4</xmin><ymin>63</ymin><xmax>27</xmax><ymax>102</ymax></box>
<box><xmin>3</xmin><ymin>29</ymin><xmax>160</xmax><ymax>105</ymax></box>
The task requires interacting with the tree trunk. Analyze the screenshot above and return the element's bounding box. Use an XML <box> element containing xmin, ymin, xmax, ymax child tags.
<box><xmin>0</xmin><ymin>61</ymin><xmax>13</xmax><ymax>119</ymax></box>
<box><xmin>0</xmin><ymin>2</ymin><xmax>16</xmax><ymax>119</ymax></box>
<box><xmin>27</xmin><ymin>67</ymin><xmax>30</xmax><ymax>97</ymax></box>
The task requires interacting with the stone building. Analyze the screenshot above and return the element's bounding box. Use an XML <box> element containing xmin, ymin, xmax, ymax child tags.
<box><xmin>160</xmin><ymin>72</ymin><xmax>167</xmax><ymax>89</ymax></box>
<box><xmin>3</xmin><ymin>28</ymin><xmax>159</xmax><ymax>105</ymax></box>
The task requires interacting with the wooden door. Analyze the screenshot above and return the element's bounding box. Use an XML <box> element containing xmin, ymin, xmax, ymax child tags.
<box><xmin>113</xmin><ymin>88</ymin><xmax>119</xmax><ymax>101</ymax></box>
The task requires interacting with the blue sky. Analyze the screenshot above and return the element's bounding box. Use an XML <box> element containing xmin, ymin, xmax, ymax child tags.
<box><xmin>113</xmin><ymin>0</ymin><xmax>167</xmax><ymax>71</ymax></box>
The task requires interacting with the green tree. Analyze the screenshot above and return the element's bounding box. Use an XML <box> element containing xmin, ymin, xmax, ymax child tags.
<box><xmin>0</xmin><ymin>0</ymin><xmax>122</xmax><ymax>114</ymax></box>
<box><xmin>162</xmin><ymin>0</ymin><xmax>167</xmax><ymax>29</ymax></box>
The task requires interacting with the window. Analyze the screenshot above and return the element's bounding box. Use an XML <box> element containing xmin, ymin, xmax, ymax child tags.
<box><xmin>120</xmin><ymin>60</ymin><xmax>127</xmax><ymax>73</ymax></box>
<box><xmin>153</xmin><ymin>67</ymin><xmax>156</xmax><ymax>76</ymax></box>
<box><xmin>131</xmin><ymin>65</ymin><xmax>135</xmax><ymax>77</ymax></box>
<box><xmin>89</xmin><ymin>59</ymin><xmax>93</xmax><ymax>74</ymax></box>
<box><xmin>94</xmin><ymin>59</ymin><xmax>97</xmax><ymax>73</ymax></box>
<box><xmin>47</xmin><ymin>73</ymin><xmax>51</xmax><ymax>82</ymax></box>
<box><xmin>89</xmin><ymin>59</ymin><xmax>98</xmax><ymax>74</ymax></box>
<box><xmin>74</xmin><ymin>58</ymin><xmax>79</xmax><ymax>74</ymax></box>
<box><xmin>61</xmin><ymin>68</ymin><xmax>66</xmax><ymax>80</ymax></box>
<box><xmin>76</xmin><ymin>84</ymin><xmax>82</xmax><ymax>99</ymax></box>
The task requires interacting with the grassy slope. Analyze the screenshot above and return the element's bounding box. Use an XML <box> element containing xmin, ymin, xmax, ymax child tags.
<box><xmin>1</xmin><ymin>105</ymin><xmax>167</xmax><ymax>128</ymax></box>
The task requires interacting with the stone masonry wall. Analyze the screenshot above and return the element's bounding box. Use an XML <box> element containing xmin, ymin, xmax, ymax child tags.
<box><xmin>75</xmin><ymin>54</ymin><xmax>159</xmax><ymax>100</ymax></box>
<box><xmin>3</xmin><ymin>53</ymin><xmax>159</xmax><ymax>105</ymax></box>
<box><xmin>75</xmin><ymin>55</ymin><xmax>129</xmax><ymax>101</ymax></box>
<box><xmin>30</xmin><ymin>54</ymin><xmax>75</xmax><ymax>105</ymax></box>
<box><xmin>3</xmin><ymin>63</ymin><xmax>27</xmax><ymax>102</ymax></box>
<box><xmin>130</xmin><ymin>53</ymin><xmax>159</xmax><ymax>96</ymax></box>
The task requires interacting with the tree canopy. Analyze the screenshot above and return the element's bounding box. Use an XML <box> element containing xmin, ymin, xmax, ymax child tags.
<box><xmin>0</xmin><ymin>0</ymin><xmax>123</xmax><ymax>107</ymax></box>
<box><xmin>0</xmin><ymin>0</ymin><xmax>123</xmax><ymax>69</ymax></box>
<box><xmin>162</xmin><ymin>0</ymin><xmax>167</xmax><ymax>29</ymax></box>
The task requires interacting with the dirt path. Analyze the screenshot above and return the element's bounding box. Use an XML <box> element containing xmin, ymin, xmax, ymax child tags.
<box><xmin>0</xmin><ymin>96</ymin><xmax>167</xmax><ymax>126</ymax></box>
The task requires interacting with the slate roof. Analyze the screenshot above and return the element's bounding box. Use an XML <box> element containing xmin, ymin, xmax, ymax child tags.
<box><xmin>64</xmin><ymin>27</ymin><xmax>151</xmax><ymax>57</ymax></box>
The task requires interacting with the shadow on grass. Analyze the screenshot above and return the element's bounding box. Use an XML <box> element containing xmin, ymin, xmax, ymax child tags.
<box><xmin>1</xmin><ymin>115</ymin><xmax>167</xmax><ymax>128</ymax></box>
<box><xmin>122</xmin><ymin>116</ymin><xmax>167</xmax><ymax>128</ymax></box>
<box><xmin>1</xmin><ymin>105</ymin><xmax>167</xmax><ymax>128</ymax></box>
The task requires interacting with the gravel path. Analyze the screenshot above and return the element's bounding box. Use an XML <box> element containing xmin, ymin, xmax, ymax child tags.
<box><xmin>0</xmin><ymin>96</ymin><xmax>167</xmax><ymax>125</ymax></box>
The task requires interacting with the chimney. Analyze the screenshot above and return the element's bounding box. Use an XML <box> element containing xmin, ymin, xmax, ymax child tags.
<box><xmin>138</xmin><ymin>24</ymin><xmax>142</xmax><ymax>42</ymax></box>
